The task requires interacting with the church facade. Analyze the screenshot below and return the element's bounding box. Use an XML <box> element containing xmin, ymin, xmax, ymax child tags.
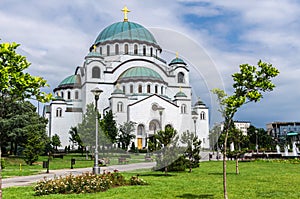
<box><xmin>43</xmin><ymin>8</ymin><xmax>210</xmax><ymax>149</ymax></box>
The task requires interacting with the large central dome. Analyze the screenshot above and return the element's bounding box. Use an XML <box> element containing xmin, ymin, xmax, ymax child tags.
<box><xmin>94</xmin><ymin>21</ymin><xmax>158</xmax><ymax>46</ymax></box>
<box><xmin>117</xmin><ymin>67</ymin><xmax>165</xmax><ymax>83</ymax></box>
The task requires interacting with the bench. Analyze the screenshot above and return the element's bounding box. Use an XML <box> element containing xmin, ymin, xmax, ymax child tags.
<box><xmin>118</xmin><ymin>157</ymin><xmax>129</xmax><ymax>164</ymax></box>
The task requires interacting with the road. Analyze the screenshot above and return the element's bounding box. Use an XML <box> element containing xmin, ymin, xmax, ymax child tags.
<box><xmin>3</xmin><ymin>162</ymin><xmax>156</xmax><ymax>188</ymax></box>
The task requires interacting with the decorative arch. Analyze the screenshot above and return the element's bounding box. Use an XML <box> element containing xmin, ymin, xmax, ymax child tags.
<box><xmin>117</xmin><ymin>102</ymin><xmax>123</xmax><ymax>112</ymax></box>
<box><xmin>137</xmin><ymin>124</ymin><xmax>145</xmax><ymax>136</ymax></box>
<box><xmin>149</xmin><ymin>120</ymin><xmax>160</xmax><ymax>133</ymax></box>
<box><xmin>115</xmin><ymin>44</ymin><xmax>119</xmax><ymax>55</ymax></box>
<box><xmin>181</xmin><ymin>104</ymin><xmax>187</xmax><ymax>114</ymax></box>
<box><xmin>56</xmin><ymin>108</ymin><xmax>62</xmax><ymax>117</ymax></box>
<box><xmin>200</xmin><ymin>111</ymin><xmax>206</xmax><ymax>120</ymax></box>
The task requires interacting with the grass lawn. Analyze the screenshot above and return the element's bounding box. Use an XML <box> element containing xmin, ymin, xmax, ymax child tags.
<box><xmin>2</xmin><ymin>153</ymin><xmax>148</xmax><ymax>178</ymax></box>
<box><xmin>3</xmin><ymin>160</ymin><xmax>300</xmax><ymax>199</ymax></box>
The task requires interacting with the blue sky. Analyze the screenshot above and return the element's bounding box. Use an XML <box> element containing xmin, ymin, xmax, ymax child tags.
<box><xmin>1</xmin><ymin>0</ymin><xmax>299</xmax><ymax>129</ymax></box>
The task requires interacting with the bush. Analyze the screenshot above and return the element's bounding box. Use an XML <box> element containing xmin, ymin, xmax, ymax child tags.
<box><xmin>1</xmin><ymin>158</ymin><xmax>5</xmax><ymax>169</ymax></box>
<box><xmin>130</xmin><ymin>174</ymin><xmax>148</xmax><ymax>185</ymax></box>
<box><xmin>34</xmin><ymin>170</ymin><xmax>147</xmax><ymax>196</ymax></box>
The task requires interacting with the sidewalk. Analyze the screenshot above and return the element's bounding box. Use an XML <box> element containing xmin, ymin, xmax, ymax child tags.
<box><xmin>3</xmin><ymin>162</ymin><xmax>156</xmax><ymax>188</ymax></box>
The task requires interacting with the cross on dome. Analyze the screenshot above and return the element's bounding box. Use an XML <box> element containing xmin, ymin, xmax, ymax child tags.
<box><xmin>121</xmin><ymin>6</ymin><xmax>130</xmax><ymax>22</ymax></box>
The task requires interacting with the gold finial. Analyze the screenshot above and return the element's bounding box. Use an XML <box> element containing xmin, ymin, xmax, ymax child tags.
<box><xmin>179</xmin><ymin>86</ymin><xmax>182</xmax><ymax>92</ymax></box>
<box><xmin>93</xmin><ymin>45</ymin><xmax>97</xmax><ymax>52</ymax></box>
<box><xmin>121</xmin><ymin>6</ymin><xmax>130</xmax><ymax>22</ymax></box>
<box><xmin>176</xmin><ymin>52</ymin><xmax>179</xmax><ymax>58</ymax></box>
<box><xmin>116</xmin><ymin>83</ymin><xmax>120</xmax><ymax>89</ymax></box>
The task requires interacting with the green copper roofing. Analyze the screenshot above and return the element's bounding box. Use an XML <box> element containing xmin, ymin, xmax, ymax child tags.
<box><xmin>112</xmin><ymin>88</ymin><xmax>125</xmax><ymax>95</ymax></box>
<box><xmin>175</xmin><ymin>91</ymin><xmax>187</xmax><ymax>98</ymax></box>
<box><xmin>118</xmin><ymin>67</ymin><xmax>163</xmax><ymax>82</ymax></box>
<box><xmin>95</xmin><ymin>21</ymin><xmax>158</xmax><ymax>45</ymax></box>
<box><xmin>87</xmin><ymin>51</ymin><xmax>101</xmax><ymax>57</ymax></box>
<box><xmin>194</xmin><ymin>99</ymin><xmax>206</xmax><ymax>106</ymax></box>
<box><xmin>169</xmin><ymin>57</ymin><xmax>187</xmax><ymax>66</ymax></box>
<box><xmin>58</xmin><ymin>75</ymin><xmax>81</xmax><ymax>87</ymax></box>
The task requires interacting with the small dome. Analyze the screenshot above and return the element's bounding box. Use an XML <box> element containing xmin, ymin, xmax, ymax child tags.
<box><xmin>194</xmin><ymin>99</ymin><xmax>206</xmax><ymax>106</ymax></box>
<box><xmin>112</xmin><ymin>87</ymin><xmax>125</xmax><ymax>95</ymax></box>
<box><xmin>175</xmin><ymin>91</ymin><xmax>187</xmax><ymax>98</ymax></box>
<box><xmin>56</xmin><ymin>74</ymin><xmax>81</xmax><ymax>90</ymax></box>
<box><xmin>94</xmin><ymin>21</ymin><xmax>159</xmax><ymax>47</ymax></box>
<box><xmin>86</xmin><ymin>51</ymin><xmax>102</xmax><ymax>57</ymax></box>
<box><xmin>118</xmin><ymin>67</ymin><xmax>164</xmax><ymax>83</ymax></box>
<box><xmin>169</xmin><ymin>57</ymin><xmax>187</xmax><ymax>66</ymax></box>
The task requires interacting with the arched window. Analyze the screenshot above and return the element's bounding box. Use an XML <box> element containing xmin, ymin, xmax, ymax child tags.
<box><xmin>56</xmin><ymin>108</ymin><xmax>62</xmax><ymax>117</ymax></box>
<box><xmin>117</xmin><ymin>102</ymin><xmax>123</xmax><ymax>112</ymax></box>
<box><xmin>67</xmin><ymin>91</ymin><xmax>71</xmax><ymax>100</ymax></box>
<box><xmin>100</xmin><ymin>47</ymin><xmax>102</xmax><ymax>55</ymax></box>
<box><xmin>134</xmin><ymin>44</ymin><xmax>138</xmax><ymax>55</ymax></box>
<box><xmin>75</xmin><ymin>91</ymin><xmax>79</xmax><ymax>99</ymax></box>
<box><xmin>137</xmin><ymin>124</ymin><xmax>145</xmax><ymax>136</ymax></box>
<box><xmin>122</xmin><ymin>85</ymin><xmax>126</xmax><ymax>93</ymax></box>
<box><xmin>115</xmin><ymin>44</ymin><xmax>119</xmax><ymax>55</ymax></box>
<box><xmin>60</xmin><ymin>91</ymin><xmax>64</xmax><ymax>99</ymax></box>
<box><xmin>138</xmin><ymin>84</ymin><xmax>143</xmax><ymax>93</ymax></box>
<box><xmin>161</xmin><ymin>86</ymin><xmax>164</xmax><ymax>95</ymax></box>
<box><xmin>178</xmin><ymin>72</ymin><xmax>185</xmax><ymax>83</ymax></box>
<box><xmin>143</xmin><ymin>46</ymin><xmax>146</xmax><ymax>56</ymax></box>
<box><xmin>200</xmin><ymin>111</ymin><xmax>206</xmax><ymax>120</ymax></box>
<box><xmin>124</xmin><ymin>44</ymin><xmax>129</xmax><ymax>54</ymax></box>
<box><xmin>150</xmin><ymin>47</ymin><xmax>153</xmax><ymax>57</ymax></box>
<box><xmin>149</xmin><ymin>120</ymin><xmax>159</xmax><ymax>133</ymax></box>
<box><xmin>107</xmin><ymin>45</ymin><xmax>110</xmax><ymax>56</ymax></box>
<box><xmin>92</xmin><ymin>67</ymin><xmax>100</xmax><ymax>78</ymax></box>
<box><xmin>130</xmin><ymin>85</ymin><xmax>134</xmax><ymax>93</ymax></box>
<box><xmin>165</xmin><ymin>124</ymin><xmax>173</xmax><ymax>129</ymax></box>
<box><xmin>155</xmin><ymin>85</ymin><xmax>158</xmax><ymax>94</ymax></box>
<box><xmin>147</xmin><ymin>85</ymin><xmax>151</xmax><ymax>93</ymax></box>
<box><xmin>181</xmin><ymin>104</ymin><xmax>187</xmax><ymax>114</ymax></box>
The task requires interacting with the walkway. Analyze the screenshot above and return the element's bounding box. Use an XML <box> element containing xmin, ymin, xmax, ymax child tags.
<box><xmin>3</xmin><ymin>162</ymin><xmax>156</xmax><ymax>188</ymax></box>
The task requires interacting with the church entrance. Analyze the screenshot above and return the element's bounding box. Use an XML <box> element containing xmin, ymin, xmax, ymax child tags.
<box><xmin>137</xmin><ymin>138</ymin><xmax>143</xmax><ymax>149</ymax></box>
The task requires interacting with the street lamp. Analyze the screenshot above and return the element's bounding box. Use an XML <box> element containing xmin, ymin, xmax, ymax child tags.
<box><xmin>255</xmin><ymin>130</ymin><xmax>258</xmax><ymax>154</ymax></box>
<box><xmin>91</xmin><ymin>87</ymin><xmax>103</xmax><ymax>175</ymax></box>
<box><xmin>192</xmin><ymin>116</ymin><xmax>198</xmax><ymax>135</ymax></box>
<box><xmin>157</xmin><ymin>106</ymin><xmax>165</xmax><ymax>130</ymax></box>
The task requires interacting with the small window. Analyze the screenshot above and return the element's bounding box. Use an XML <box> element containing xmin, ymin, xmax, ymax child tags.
<box><xmin>137</xmin><ymin>124</ymin><xmax>145</xmax><ymax>136</ymax></box>
<box><xmin>134</xmin><ymin>44</ymin><xmax>138</xmax><ymax>55</ymax></box>
<box><xmin>150</xmin><ymin>48</ymin><xmax>153</xmax><ymax>57</ymax></box>
<box><xmin>67</xmin><ymin>91</ymin><xmax>71</xmax><ymax>100</ymax></box>
<box><xmin>117</xmin><ymin>102</ymin><xmax>123</xmax><ymax>112</ymax></box>
<box><xmin>147</xmin><ymin>85</ymin><xmax>151</xmax><ymax>93</ymax></box>
<box><xmin>143</xmin><ymin>46</ymin><xmax>146</xmax><ymax>56</ymax></box>
<box><xmin>155</xmin><ymin>85</ymin><xmax>158</xmax><ymax>94</ymax></box>
<box><xmin>200</xmin><ymin>111</ymin><xmax>206</xmax><ymax>120</ymax></box>
<box><xmin>130</xmin><ymin>85</ymin><xmax>134</xmax><ymax>93</ymax></box>
<box><xmin>75</xmin><ymin>91</ymin><xmax>79</xmax><ymax>99</ymax></box>
<box><xmin>161</xmin><ymin>86</ymin><xmax>164</xmax><ymax>95</ymax></box>
<box><xmin>61</xmin><ymin>91</ymin><xmax>64</xmax><ymax>99</ymax></box>
<box><xmin>107</xmin><ymin>45</ymin><xmax>110</xmax><ymax>56</ymax></box>
<box><xmin>56</xmin><ymin>108</ymin><xmax>62</xmax><ymax>117</ymax></box>
<box><xmin>92</xmin><ymin>67</ymin><xmax>100</xmax><ymax>78</ymax></box>
<box><xmin>138</xmin><ymin>85</ymin><xmax>142</xmax><ymax>93</ymax></box>
<box><xmin>122</xmin><ymin>85</ymin><xmax>126</xmax><ymax>93</ymax></box>
<box><xmin>124</xmin><ymin>44</ymin><xmax>129</xmax><ymax>54</ymax></box>
<box><xmin>115</xmin><ymin>44</ymin><xmax>119</xmax><ymax>55</ymax></box>
<box><xmin>178</xmin><ymin>72</ymin><xmax>185</xmax><ymax>83</ymax></box>
<box><xmin>100</xmin><ymin>47</ymin><xmax>102</xmax><ymax>55</ymax></box>
<box><xmin>181</xmin><ymin>104</ymin><xmax>187</xmax><ymax>114</ymax></box>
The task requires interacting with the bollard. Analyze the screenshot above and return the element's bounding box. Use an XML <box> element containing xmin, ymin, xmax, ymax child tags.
<box><xmin>71</xmin><ymin>158</ymin><xmax>75</xmax><ymax>169</ymax></box>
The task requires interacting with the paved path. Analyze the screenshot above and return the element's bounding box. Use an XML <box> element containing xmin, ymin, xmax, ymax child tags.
<box><xmin>3</xmin><ymin>162</ymin><xmax>156</xmax><ymax>188</ymax></box>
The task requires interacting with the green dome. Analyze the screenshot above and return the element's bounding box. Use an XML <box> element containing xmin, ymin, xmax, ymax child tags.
<box><xmin>57</xmin><ymin>74</ymin><xmax>81</xmax><ymax>90</ymax></box>
<box><xmin>86</xmin><ymin>51</ymin><xmax>101</xmax><ymax>57</ymax></box>
<box><xmin>169</xmin><ymin>57</ymin><xmax>187</xmax><ymax>66</ymax></box>
<box><xmin>175</xmin><ymin>91</ymin><xmax>187</xmax><ymax>98</ymax></box>
<box><xmin>94</xmin><ymin>21</ymin><xmax>158</xmax><ymax>45</ymax></box>
<box><xmin>194</xmin><ymin>99</ymin><xmax>206</xmax><ymax>106</ymax></box>
<box><xmin>118</xmin><ymin>67</ymin><xmax>164</xmax><ymax>83</ymax></box>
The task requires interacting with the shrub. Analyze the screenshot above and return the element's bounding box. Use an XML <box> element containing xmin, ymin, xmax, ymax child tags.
<box><xmin>1</xmin><ymin>158</ymin><xmax>5</xmax><ymax>169</ymax></box>
<box><xmin>129</xmin><ymin>174</ymin><xmax>148</xmax><ymax>185</ymax></box>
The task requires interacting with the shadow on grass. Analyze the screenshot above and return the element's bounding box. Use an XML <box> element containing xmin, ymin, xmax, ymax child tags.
<box><xmin>138</xmin><ymin>173</ymin><xmax>176</xmax><ymax>177</ymax></box>
<box><xmin>176</xmin><ymin>193</ymin><xmax>214</xmax><ymax>198</ymax></box>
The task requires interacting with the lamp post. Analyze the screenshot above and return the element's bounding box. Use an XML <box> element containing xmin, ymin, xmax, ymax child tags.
<box><xmin>91</xmin><ymin>87</ymin><xmax>103</xmax><ymax>175</ymax></box>
<box><xmin>157</xmin><ymin>106</ymin><xmax>165</xmax><ymax>130</ymax></box>
<box><xmin>192</xmin><ymin>116</ymin><xmax>198</xmax><ymax>135</ymax></box>
<box><xmin>255</xmin><ymin>130</ymin><xmax>258</xmax><ymax>154</ymax></box>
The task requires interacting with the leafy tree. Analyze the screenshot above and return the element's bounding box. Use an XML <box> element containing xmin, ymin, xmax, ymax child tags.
<box><xmin>51</xmin><ymin>134</ymin><xmax>61</xmax><ymax>151</ymax></box>
<box><xmin>69</xmin><ymin>127</ymin><xmax>84</xmax><ymax>153</ymax></box>
<box><xmin>212</xmin><ymin>60</ymin><xmax>279</xmax><ymax>199</ymax></box>
<box><xmin>100</xmin><ymin>110</ymin><xmax>118</xmax><ymax>145</ymax></box>
<box><xmin>247</xmin><ymin>125</ymin><xmax>273</xmax><ymax>150</ymax></box>
<box><xmin>0</xmin><ymin>41</ymin><xmax>52</xmax><ymax>198</ymax></box>
<box><xmin>118</xmin><ymin>121</ymin><xmax>136</xmax><ymax>150</ymax></box>
<box><xmin>181</xmin><ymin>131</ymin><xmax>202</xmax><ymax>172</ymax></box>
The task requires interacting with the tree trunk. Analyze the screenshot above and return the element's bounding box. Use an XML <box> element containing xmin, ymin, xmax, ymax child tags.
<box><xmin>223</xmin><ymin>129</ymin><xmax>229</xmax><ymax>199</ymax></box>
<box><xmin>236</xmin><ymin>155</ymin><xmax>239</xmax><ymax>175</ymax></box>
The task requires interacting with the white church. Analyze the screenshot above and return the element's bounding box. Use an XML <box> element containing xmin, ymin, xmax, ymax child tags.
<box><xmin>43</xmin><ymin>7</ymin><xmax>210</xmax><ymax>149</ymax></box>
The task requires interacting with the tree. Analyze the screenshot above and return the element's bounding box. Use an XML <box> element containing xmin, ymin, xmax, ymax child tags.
<box><xmin>180</xmin><ymin>131</ymin><xmax>202</xmax><ymax>172</ymax></box>
<box><xmin>0</xmin><ymin>41</ymin><xmax>52</xmax><ymax>199</ymax></box>
<box><xmin>51</xmin><ymin>134</ymin><xmax>61</xmax><ymax>151</ymax></box>
<box><xmin>118</xmin><ymin>121</ymin><xmax>136</xmax><ymax>150</ymax></box>
<box><xmin>212</xmin><ymin>60</ymin><xmax>279</xmax><ymax>199</ymax></box>
<box><xmin>69</xmin><ymin>127</ymin><xmax>84</xmax><ymax>153</ymax></box>
<box><xmin>247</xmin><ymin>125</ymin><xmax>273</xmax><ymax>150</ymax></box>
<box><xmin>100</xmin><ymin>110</ymin><xmax>118</xmax><ymax>146</ymax></box>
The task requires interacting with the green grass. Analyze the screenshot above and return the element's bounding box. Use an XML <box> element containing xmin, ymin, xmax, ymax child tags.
<box><xmin>3</xmin><ymin>160</ymin><xmax>300</xmax><ymax>199</ymax></box>
<box><xmin>2</xmin><ymin>153</ymin><xmax>148</xmax><ymax>178</ymax></box>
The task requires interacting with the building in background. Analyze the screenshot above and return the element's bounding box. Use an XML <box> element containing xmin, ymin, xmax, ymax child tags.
<box><xmin>43</xmin><ymin>7</ymin><xmax>210</xmax><ymax>149</ymax></box>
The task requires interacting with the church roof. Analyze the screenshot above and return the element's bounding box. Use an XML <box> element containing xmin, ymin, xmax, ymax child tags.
<box><xmin>55</xmin><ymin>74</ymin><xmax>81</xmax><ymax>91</ymax></box>
<box><xmin>118</xmin><ymin>67</ymin><xmax>164</xmax><ymax>83</ymax></box>
<box><xmin>94</xmin><ymin>21</ymin><xmax>158</xmax><ymax>46</ymax></box>
<box><xmin>194</xmin><ymin>98</ymin><xmax>206</xmax><ymax>106</ymax></box>
<box><xmin>175</xmin><ymin>91</ymin><xmax>187</xmax><ymax>98</ymax></box>
<box><xmin>169</xmin><ymin>57</ymin><xmax>187</xmax><ymax>66</ymax></box>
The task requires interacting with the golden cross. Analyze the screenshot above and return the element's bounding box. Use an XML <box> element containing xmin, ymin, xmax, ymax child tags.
<box><xmin>93</xmin><ymin>45</ymin><xmax>97</xmax><ymax>52</ymax></box>
<box><xmin>121</xmin><ymin>6</ymin><xmax>130</xmax><ymax>22</ymax></box>
<box><xmin>176</xmin><ymin>52</ymin><xmax>179</xmax><ymax>58</ymax></box>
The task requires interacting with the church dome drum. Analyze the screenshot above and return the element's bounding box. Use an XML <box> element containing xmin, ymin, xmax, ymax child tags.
<box><xmin>117</xmin><ymin>67</ymin><xmax>165</xmax><ymax>84</ymax></box>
